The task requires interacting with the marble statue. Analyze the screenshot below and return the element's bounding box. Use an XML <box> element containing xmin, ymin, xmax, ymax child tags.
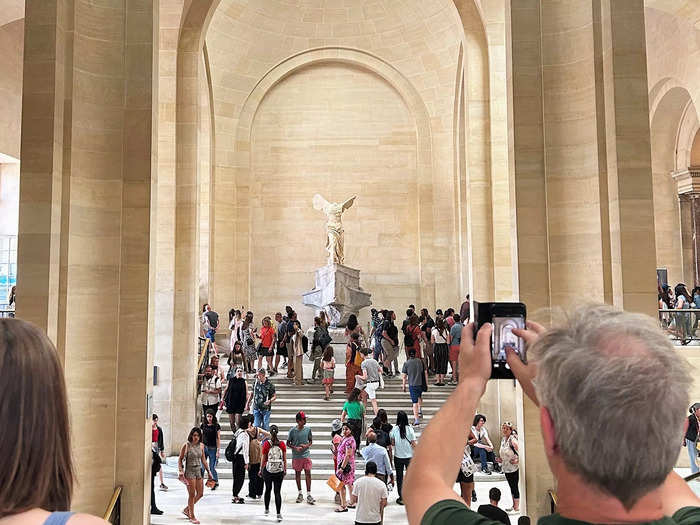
<box><xmin>312</xmin><ymin>194</ymin><xmax>356</xmax><ymax>266</ymax></box>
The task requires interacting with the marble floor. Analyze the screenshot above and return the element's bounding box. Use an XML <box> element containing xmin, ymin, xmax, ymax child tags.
<box><xmin>151</xmin><ymin>467</ymin><xmax>699</xmax><ymax>524</ymax></box>
<box><xmin>151</xmin><ymin>474</ymin><xmax>520</xmax><ymax>525</ymax></box>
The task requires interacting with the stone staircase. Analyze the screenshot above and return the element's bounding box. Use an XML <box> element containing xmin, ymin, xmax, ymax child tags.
<box><xmin>209</xmin><ymin>373</ymin><xmax>504</xmax><ymax>482</ymax></box>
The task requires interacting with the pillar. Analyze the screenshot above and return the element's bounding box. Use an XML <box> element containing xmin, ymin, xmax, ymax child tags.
<box><xmin>508</xmin><ymin>0</ymin><xmax>658</xmax><ymax>518</ymax></box>
<box><xmin>673</xmin><ymin>168</ymin><xmax>700</xmax><ymax>286</ymax></box>
<box><xmin>17</xmin><ymin>1</ymin><xmax>156</xmax><ymax>522</ymax></box>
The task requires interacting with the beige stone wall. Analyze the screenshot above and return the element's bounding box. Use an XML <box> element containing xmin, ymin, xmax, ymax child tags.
<box><xmin>0</xmin><ymin>19</ymin><xmax>23</xmax><ymax>159</ymax></box>
<box><xmin>248</xmin><ymin>62</ymin><xmax>419</xmax><ymax>326</ymax></box>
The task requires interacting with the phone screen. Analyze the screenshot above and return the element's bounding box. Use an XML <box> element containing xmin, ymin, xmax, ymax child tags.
<box><xmin>492</xmin><ymin>315</ymin><xmax>525</xmax><ymax>363</ymax></box>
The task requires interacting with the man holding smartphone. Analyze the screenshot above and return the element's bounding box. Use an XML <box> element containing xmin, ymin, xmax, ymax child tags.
<box><xmin>404</xmin><ymin>305</ymin><xmax>700</xmax><ymax>525</ymax></box>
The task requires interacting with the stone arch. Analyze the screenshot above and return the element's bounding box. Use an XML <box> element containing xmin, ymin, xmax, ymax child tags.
<box><xmin>649</xmin><ymin>80</ymin><xmax>696</xmax><ymax>286</ymax></box>
<box><xmin>227</xmin><ymin>47</ymin><xmax>434</xmax><ymax>312</ymax></box>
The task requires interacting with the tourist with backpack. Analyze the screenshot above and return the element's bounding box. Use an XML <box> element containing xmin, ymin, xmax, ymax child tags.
<box><xmin>369</xmin><ymin>409</ymin><xmax>394</xmax><ymax>463</ymax></box>
<box><xmin>496</xmin><ymin>421</ymin><xmax>520</xmax><ymax>512</ymax></box>
<box><xmin>404</xmin><ymin>313</ymin><xmax>425</xmax><ymax>363</ymax></box>
<box><xmin>229</xmin><ymin>416</ymin><xmax>250</xmax><ymax>504</ymax></box>
<box><xmin>261</xmin><ymin>424</ymin><xmax>287</xmax><ymax>522</ymax></box>
<box><xmin>310</xmin><ymin>316</ymin><xmax>332</xmax><ymax>382</ymax></box>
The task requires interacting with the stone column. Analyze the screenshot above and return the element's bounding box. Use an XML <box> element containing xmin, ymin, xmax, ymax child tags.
<box><xmin>18</xmin><ymin>1</ymin><xmax>156</xmax><ymax>522</ymax></box>
<box><xmin>673</xmin><ymin>168</ymin><xmax>700</xmax><ymax>286</ymax></box>
<box><xmin>508</xmin><ymin>0</ymin><xmax>658</xmax><ymax>518</ymax></box>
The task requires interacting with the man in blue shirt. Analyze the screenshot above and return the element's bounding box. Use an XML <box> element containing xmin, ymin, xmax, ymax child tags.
<box><xmin>361</xmin><ymin>430</ymin><xmax>394</xmax><ymax>486</ymax></box>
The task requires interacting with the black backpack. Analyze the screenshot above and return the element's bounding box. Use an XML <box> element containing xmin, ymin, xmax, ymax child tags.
<box><xmin>404</xmin><ymin>325</ymin><xmax>414</xmax><ymax>347</ymax></box>
<box><xmin>225</xmin><ymin>432</ymin><xmax>239</xmax><ymax>462</ymax></box>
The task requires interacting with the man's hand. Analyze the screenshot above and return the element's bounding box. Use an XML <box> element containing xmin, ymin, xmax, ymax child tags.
<box><xmin>458</xmin><ymin>322</ymin><xmax>492</xmax><ymax>394</ymax></box>
<box><xmin>509</xmin><ymin>320</ymin><xmax>546</xmax><ymax>406</ymax></box>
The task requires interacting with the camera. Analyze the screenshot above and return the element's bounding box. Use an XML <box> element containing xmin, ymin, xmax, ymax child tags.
<box><xmin>472</xmin><ymin>302</ymin><xmax>527</xmax><ymax>379</ymax></box>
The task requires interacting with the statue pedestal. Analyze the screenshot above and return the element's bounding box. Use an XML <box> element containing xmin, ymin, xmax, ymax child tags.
<box><xmin>302</xmin><ymin>263</ymin><xmax>371</xmax><ymax>327</ymax></box>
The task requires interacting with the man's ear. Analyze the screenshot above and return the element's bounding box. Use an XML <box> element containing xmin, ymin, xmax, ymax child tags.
<box><xmin>540</xmin><ymin>406</ymin><xmax>557</xmax><ymax>455</ymax></box>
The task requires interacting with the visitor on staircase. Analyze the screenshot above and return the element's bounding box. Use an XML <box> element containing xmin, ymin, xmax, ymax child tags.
<box><xmin>291</xmin><ymin>320</ymin><xmax>306</xmax><ymax>386</ymax></box>
<box><xmin>287</xmin><ymin>411</ymin><xmax>316</xmax><ymax>505</ymax></box>
<box><xmin>222</xmin><ymin>365</ymin><xmax>250</xmax><ymax>431</ymax></box>
<box><xmin>256</xmin><ymin>316</ymin><xmax>275</xmax><ymax>372</ymax></box>
<box><xmin>421</xmin><ymin>308</ymin><xmax>435</xmax><ymax>375</ymax></box>
<box><xmin>361</xmin><ymin>431</ymin><xmax>394</xmax><ymax>487</ymax></box>
<box><xmin>285</xmin><ymin>311</ymin><xmax>299</xmax><ymax>378</ymax></box>
<box><xmin>177</xmin><ymin>427</ymin><xmax>212</xmax><ymax>524</ymax></box>
<box><xmin>228</xmin><ymin>308</ymin><xmax>242</xmax><ymax>354</ymax></box>
<box><xmin>341</xmin><ymin>387</ymin><xmax>365</xmax><ymax>450</ymax></box>
<box><xmin>368</xmin><ymin>409</ymin><xmax>394</xmax><ymax>464</ymax></box>
<box><xmin>402</xmin><ymin>349</ymin><xmax>427</xmax><ymax>426</ymax></box>
<box><xmin>240</xmin><ymin>312</ymin><xmax>257</xmax><ymax>375</ymax></box>
<box><xmin>272</xmin><ymin>311</ymin><xmax>285</xmax><ymax>375</ymax></box>
<box><xmin>310</xmin><ymin>316</ymin><xmax>330</xmax><ymax>382</ymax></box>
<box><xmin>230</xmin><ymin>416</ymin><xmax>250</xmax><ymax>504</ymax></box>
<box><xmin>252</xmin><ymin>368</ymin><xmax>276</xmax><ymax>431</ymax></box>
<box><xmin>200</xmin><ymin>365</ymin><xmax>221</xmax><ymax>421</ymax></box>
<box><xmin>431</xmin><ymin>316</ymin><xmax>450</xmax><ymax>386</ymax></box>
<box><xmin>0</xmin><ymin>318</ymin><xmax>107</xmax><ymax>525</ymax></box>
<box><xmin>449</xmin><ymin>314</ymin><xmax>463</xmax><ymax>385</ymax></box>
<box><xmin>335</xmin><ymin>423</ymin><xmax>357</xmax><ymax>513</ymax></box>
<box><xmin>380</xmin><ymin>310</ymin><xmax>400</xmax><ymax>376</ymax></box>
<box><xmin>228</xmin><ymin>340</ymin><xmax>245</xmax><ymax>370</ymax></box>
<box><xmin>245</xmin><ymin>417</ymin><xmax>269</xmax><ymax>500</ymax></box>
<box><xmin>360</xmin><ymin>346</ymin><xmax>382</xmax><ymax>415</ymax></box>
<box><xmin>390</xmin><ymin>410</ymin><xmax>416</xmax><ymax>506</ymax></box>
<box><xmin>345</xmin><ymin>332</ymin><xmax>364</xmax><ymax>393</ymax></box>
<box><xmin>321</xmin><ymin>346</ymin><xmax>336</xmax><ymax>401</ymax></box>
<box><xmin>261</xmin><ymin>424</ymin><xmax>286</xmax><ymax>522</ymax></box>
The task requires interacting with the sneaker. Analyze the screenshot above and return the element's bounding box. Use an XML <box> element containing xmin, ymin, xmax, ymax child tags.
<box><xmin>471</xmin><ymin>490</ymin><xmax>477</xmax><ymax>502</ymax></box>
<box><xmin>306</xmin><ymin>494</ymin><xmax>316</xmax><ymax>505</ymax></box>
<box><xmin>296</xmin><ymin>493</ymin><xmax>304</xmax><ymax>503</ymax></box>
<box><xmin>277</xmin><ymin>514</ymin><xmax>283</xmax><ymax>522</ymax></box>
<box><xmin>265</xmin><ymin>509</ymin><xmax>270</xmax><ymax>516</ymax></box>
<box><xmin>151</xmin><ymin>508</ymin><xmax>163</xmax><ymax>515</ymax></box>
<box><xmin>159</xmin><ymin>483</ymin><xmax>168</xmax><ymax>491</ymax></box>
<box><xmin>281</xmin><ymin>362</ymin><xmax>288</xmax><ymax>369</ymax></box>
<box><xmin>396</xmin><ymin>498</ymin><xmax>404</xmax><ymax>505</ymax></box>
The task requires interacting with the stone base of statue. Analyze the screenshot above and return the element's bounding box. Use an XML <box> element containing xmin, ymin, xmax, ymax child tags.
<box><xmin>302</xmin><ymin>263</ymin><xmax>372</xmax><ymax>327</ymax></box>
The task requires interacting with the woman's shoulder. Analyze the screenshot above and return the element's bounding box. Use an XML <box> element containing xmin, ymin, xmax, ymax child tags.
<box><xmin>4</xmin><ymin>510</ymin><xmax>109</xmax><ymax>525</ymax></box>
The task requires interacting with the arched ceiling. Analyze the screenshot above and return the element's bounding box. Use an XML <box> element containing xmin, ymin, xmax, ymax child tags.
<box><xmin>0</xmin><ymin>0</ymin><xmax>23</xmax><ymax>28</ymax></box>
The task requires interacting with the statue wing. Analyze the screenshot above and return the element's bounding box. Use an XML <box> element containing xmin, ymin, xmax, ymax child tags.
<box><xmin>341</xmin><ymin>195</ymin><xmax>356</xmax><ymax>211</ymax></box>
<box><xmin>313</xmin><ymin>193</ymin><xmax>330</xmax><ymax>212</ymax></box>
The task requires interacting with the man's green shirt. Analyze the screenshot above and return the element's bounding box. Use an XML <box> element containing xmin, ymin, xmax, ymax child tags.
<box><xmin>422</xmin><ymin>499</ymin><xmax>700</xmax><ymax>525</ymax></box>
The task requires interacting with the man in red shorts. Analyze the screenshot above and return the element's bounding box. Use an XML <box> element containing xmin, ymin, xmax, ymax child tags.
<box><xmin>287</xmin><ymin>411</ymin><xmax>315</xmax><ymax>504</ymax></box>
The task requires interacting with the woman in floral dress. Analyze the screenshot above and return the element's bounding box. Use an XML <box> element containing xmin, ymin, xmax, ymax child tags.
<box><xmin>334</xmin><ymin>423</ymin><xmax>356</xmax><ymax>512</ymax></box>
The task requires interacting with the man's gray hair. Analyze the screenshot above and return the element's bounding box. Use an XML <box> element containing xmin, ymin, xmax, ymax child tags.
<box><xmin>531</xmin><ymin>305</ymin><xmax>692</xmax><ymax>508</ymax></box>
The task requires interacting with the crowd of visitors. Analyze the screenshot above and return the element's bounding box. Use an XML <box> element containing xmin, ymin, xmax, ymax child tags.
<box><xmin>658</xmin><ymin>282</ymin><xmax>700</xmax><ymax>344</ymax></box>
<box><xmin>187</xmin><ymin>298</ymin><xmax>540</xmax><ymax>522</ymax></box>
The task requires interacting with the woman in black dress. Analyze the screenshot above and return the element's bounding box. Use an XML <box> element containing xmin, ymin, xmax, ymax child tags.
<box><xmin>223</xmin><ymin>366</ymin><xmax>250</xmax><ymax>431</ymax></box>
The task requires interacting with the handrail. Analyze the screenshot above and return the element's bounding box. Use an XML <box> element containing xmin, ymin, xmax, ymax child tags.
<box><xmin>685</xmin><ymin>471</ymin><xmax>700</xmax><ymax>482</ymax></box>
<box><xmin>103</xmin><ymin>486</ymin><xmax>122</xmax><ymax>523</ymax></box>
<box><xmin>547</xmin><ymin>489</ymin><xmax>558</xmax><ymax>514</ymax></box>
<box><xmin>197</xmin><ymin>338</ymin><xmax>210</xmax><ymax>372</ymax></box>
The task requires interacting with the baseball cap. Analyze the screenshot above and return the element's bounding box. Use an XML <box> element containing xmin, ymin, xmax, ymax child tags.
<box><xmin>296</xmin><ymin>411</ymin><xmax>306</xmax><ymax>421</ymax></box>
<box><xmin>331</xmin><ymin>418</ymin><xmax>342</xmax><ymax>432</ymax></box>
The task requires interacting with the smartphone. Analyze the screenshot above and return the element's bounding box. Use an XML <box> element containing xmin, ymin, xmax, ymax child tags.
<box><xmin>472</xmin><ymin>301</ymin><xmax>527</xmax><ymax>379</ymax></box>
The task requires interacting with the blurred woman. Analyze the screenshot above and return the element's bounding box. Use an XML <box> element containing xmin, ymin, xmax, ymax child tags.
<box><xmin>240</xmin><ymin>312</ymin><xmax>257</xmax><ymax>374</ymax></box>
<box><xmin>178</xmin><ymin>427</ymin><xmax>212</xmax><ymax>524</ymax></box>
<box><xmin>497</xmin><ymin>421</ymin><xmax>520</xmax><ymax>512</ymax></box>
<box><xmin>390</xmin><ymin>410</ymin><xmax>417</xmax><ymax>505</ymax></box>
<box><xmin>0</xmin><ymin>318</ymin><xmax>107</xmax><ymax>525</ymax></box>
<box><xmin>334</xmin><ymin>423</ymin><xmax>357</xmax><ymax>512</ymax></box>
